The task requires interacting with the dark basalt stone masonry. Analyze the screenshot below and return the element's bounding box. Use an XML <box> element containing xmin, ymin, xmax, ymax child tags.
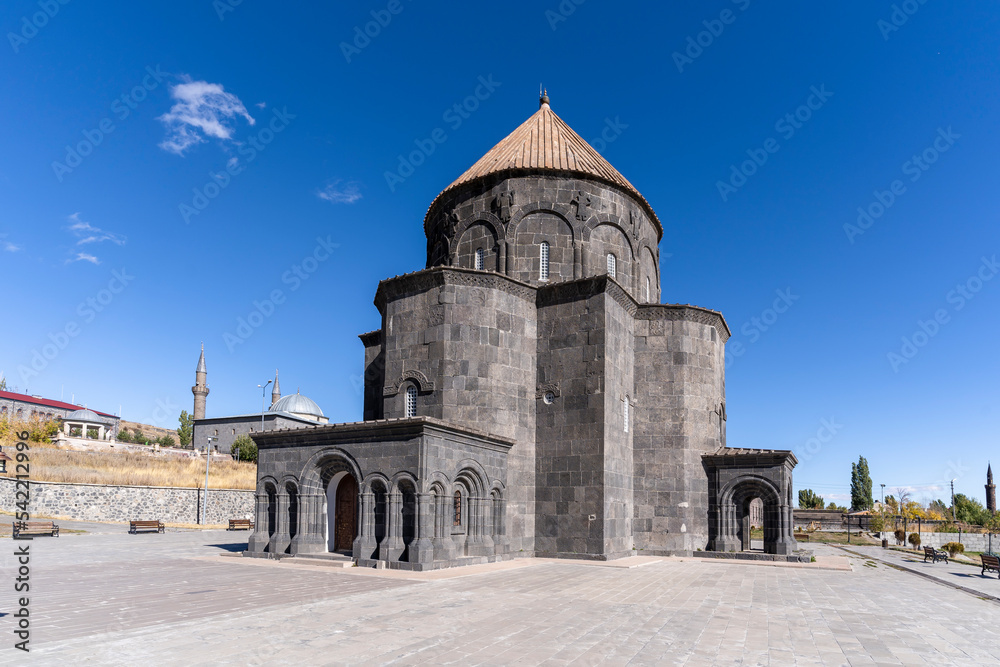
<box><xmin>250</xmin><ymin>95</ymin><xmax>797</xmax><ymax>569</ymax></box>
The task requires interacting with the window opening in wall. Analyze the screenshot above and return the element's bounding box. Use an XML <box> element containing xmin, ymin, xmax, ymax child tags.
<box><xmin>607</xmin><ymin>253</ymin><xmax>617</xmax><ymax>279</ymax></box>
<box><xmin>540</xmin><ymin>241</ymin><xmax>550</xmax><ymax>280</ymax></box>
<box><xmin>405</xmin><ymin>385</ymin><xmax>417</xmax><ymax>418</ymax></box>
<box><xmin>624</xmin><ymin>397</ymin><xmax>630</xmax><ymax>432</ymax></box>
<box><xmin>645</xmin><ymin>277</ymin><xmax>650</xmax><ymax>302</ymax></box>
<box><xmin>475</xmin><ymin>247</ymin><xmax>484</xmax><ymax>271</ymax></box>
<box><xmin>543</xmin><ymin>391</ymin><xmax>555</xmax><ymax>405</ymax></box>
<box><xmin>453</xmin><ymin>491</ymin><xmax>462</xmax><ymax>526</ymax></box>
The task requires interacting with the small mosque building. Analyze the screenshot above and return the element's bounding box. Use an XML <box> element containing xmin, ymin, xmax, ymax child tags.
<box><xmin>190</xmin><ymin>364</ymin><xmax>326</xmax><ymax>456</ymax></box>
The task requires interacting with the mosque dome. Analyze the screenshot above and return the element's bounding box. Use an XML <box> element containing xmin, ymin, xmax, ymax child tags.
<box><xmin>64</xmin><ymin>408</ymin><xmax>106</xmax><ymax>423</ymax></box>
<box><xmin>271</xmin><ymin>392</ymin><xmax>324</xmax><ymax>419</ymax></box>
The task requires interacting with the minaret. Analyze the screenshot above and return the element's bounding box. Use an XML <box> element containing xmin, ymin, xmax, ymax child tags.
<box><xmin>271</xmin><ymin>369</ymin><xmax>281</xmax><ymax>408</ymax></box>
<box><xmin>192</xmin><ymin>343</ymin><xmax>209</xmax><ymax>420</ymax></box>
<box><xmin>987</xmin><ymin>463</ymin><xmax>996</xmax><ymax>514</ymax></box>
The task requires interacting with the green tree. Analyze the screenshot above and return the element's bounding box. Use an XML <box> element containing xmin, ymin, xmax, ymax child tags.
<box><xmin>177</xmin><ymin>410</ymin><xmax>193</xmax><ymax>448</ymax></box>
<box><xmin>0</xmin><ymin>376</ymin><xmax>6</xmax><ymax>391</ymax></box>
<box><xmin>953</xmin><ymin>493</ymin><xmax>988</xmax><ymax>526</ymax></box>
<box><xmin>850</xmin><ymin>456</ymin><xmax>873</xmax><ymax>511</ymax></box>
<box><xmin>826</xmin><ymin>502</ymin><xmax>846</xmax><ymax>511</ymax></box>
<box><xmin>798</xmin><ymin>489</ymin><xmax>824</xmax><ymax>509</ymax></box>
<box><xmin>156</xmin><ymin>434</ymin><xmax>176</xmax><ymax>448</ymax></box>
<box><xmin>231</xmin><ymin>434</ymin><xmax>258</xmax><ymax>463</ymax></box>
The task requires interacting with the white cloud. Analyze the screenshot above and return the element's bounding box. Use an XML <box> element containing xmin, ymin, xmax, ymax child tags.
<box><xmin>255</xmin><ymin>101</ymin><xmax>267</xmax><ymax>109</ymax></box>
<box><xmin>158</xmin><ymin>78</ymin><xmax>255</xmax><ymax>155</ymax></box>
<box><xmin>68</xmin><ymin>252</ymin><xmax>100</xmax><ymax>265</ymax></box>
<box><xmin>0</xmin><ymin>233</ymin><xmax>19</xmax><ymax>252</ymax></box>
<box><xmin>317</xmin><ymin>180</ymin><xmax>363</xmax><ymax>204</ymax></box>
<box><xmin>66</xmin><ymin>213</ymin><xmax>126</xmax><ymax>246</ymax></box>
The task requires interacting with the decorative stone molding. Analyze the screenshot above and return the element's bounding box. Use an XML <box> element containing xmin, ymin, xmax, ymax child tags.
<box><xmin>535</xmin><ymin>383</ymin><xmax>561</xmax><ymax>400</ymax></box>
<box><xmin>636</xmin><ymin>303</ymin><xmax>731</xmax><ymax>341</ymax></box>
<box><xmin>383</xmin><ymin>369</ymin><xmax>435</xmax><ymax>396</ymax></box>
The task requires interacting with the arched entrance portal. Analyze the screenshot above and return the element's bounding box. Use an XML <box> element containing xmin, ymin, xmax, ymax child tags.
<box><xmin>325</xmin><ymin>471</ymin><xmax>358</xmax><ymax>553</ymax></box>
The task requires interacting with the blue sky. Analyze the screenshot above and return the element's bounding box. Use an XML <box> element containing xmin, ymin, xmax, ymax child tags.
<box><xmin>2</xmin><ymin>1</ymin><xmax>998</xmax><ymax>506</ymax></box>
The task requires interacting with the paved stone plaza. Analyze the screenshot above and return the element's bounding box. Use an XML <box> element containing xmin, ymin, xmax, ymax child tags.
<box><xmin>2</xmin><ymin>527</ymin><xmax>1000</xmax><ymax>665</ymax></box>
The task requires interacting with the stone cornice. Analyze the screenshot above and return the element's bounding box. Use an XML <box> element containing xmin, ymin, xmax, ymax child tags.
<box><xmin>374</xmin><ymin>266</ymin><xmax>536</xmax><ymax>314</ymax></box>
<box><xmin>253</xmin><ymin>416</ymin><xmax>516</xmax><ymax>453</ymax></box>
<box><xmin>358</xmin><ymin>330</ymin><xmax>381</xmax><ymax>347</ymax></box>
<box><xmin>636</xmin><ymin>303</ymin><xmax>731</xmax><ymax>342</ymax></box>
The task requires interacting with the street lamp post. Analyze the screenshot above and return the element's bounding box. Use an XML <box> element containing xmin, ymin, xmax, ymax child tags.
<box><xmin>880</xmin><ymin>484</ymin><xmax>885</xmax><ymax>542</ymax></box>
<box><xmin>257</xmin><ymin>380</ymin><xmax>272</xmax><ymax>435</ymax></box>
<box><xmin>951</xmin><ymin>479</ymin><xmax>957</xmax><ymax>522</ymax></box>
<box><xmin>202</xmin><ymin>436</ymin><xmax>217</xmax><ymax>524</ymax></box>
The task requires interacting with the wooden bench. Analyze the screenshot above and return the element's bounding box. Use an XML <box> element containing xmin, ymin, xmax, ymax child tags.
<box><xmin>923</xmin><ymin>546</ymin><xmax>948</xmax><ymax>563</ymax></box>
<box><xmin>12</xmin><ymin>521</ymin><xmax>59</xmax><ymax>538</ymax></box>
<box><xmin>228</xmin><ymin>518</ymin><xmax>254</xmax><ymax>531</ymax></box>
<box><xmin>129</xmin><ymin>520</ymin><xmax>164</xmax><ymax>534</ymax></box>
<box><xmin>981</xmin><ymin>554</ymin><xmax>1000</xmax><ymax>578</ymax></box>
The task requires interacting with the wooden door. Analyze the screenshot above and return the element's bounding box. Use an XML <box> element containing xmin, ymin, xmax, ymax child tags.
<box><xmin>334</xmin><ymin>476</ymin><xmax>357</xmax><ymax>551</ymax></box>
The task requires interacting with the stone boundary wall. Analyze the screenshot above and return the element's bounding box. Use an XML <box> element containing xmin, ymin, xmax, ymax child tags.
<box><xmin>885</xmin><ymin>532</ymin><xmax>999</xmax><ymax>551</ymax></box>
<box><xmin>0</xmin><ymin>477</ymin><xmax>253</xmax><ymax>525</ymax></box>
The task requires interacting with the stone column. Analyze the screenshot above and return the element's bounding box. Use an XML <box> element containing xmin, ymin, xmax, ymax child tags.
<box><xmin>479</xmin><ymin>496</ymin><xmax>494</xmax><ymax>555</ymax></box>
<box><xmin>353</xmin><ymin>491</ymin><xmax>377</xmax><ymax>560</ymax></box>
<box><xmin>493</xmin><ymin>496</ymin><xmax>509</xmax><ymax>555</ymax></box>
<box><xmin>382</xmin><ymin>491</ymin><xmax>405</xmax><ymax>562</ymax></box>
<box><xmin>97</xmin><ymin>425</ymin><xmax>105</xmax><ymax>440</ymax></box>
<box><xmin>573</xmin><ymin>242</ymin><xmax>582</xmax><ymax>279</ymax></box>
<box><xmin>498</xmin><ymin>243</ymin><xmax>506</xmax><ymax>274</ymax></box>
<box><xmin>290</xmin><ymin>494</ymin><xmax>325</xmax><ymax>555</ymax></box>
<box><xmin>505</xmin><ymin>242</ymin><xmax>513</xmax><ymax>276</ymax></box>
<box><xmin>433</xmin><ymin>494</ymin><xmax>456</xmax><ymax>562</ymax></box>
<box><xmin>248</xmin><ymin>493</ymin><xmax>271</xmax><ymax>553</ymax></box>
<box><xmin>270</xmin><ymin>493</ymin><xmax>291</xmax><ymax>555</ymax></box>
<box><xmin>408</xmin><ymin>493</ymin><xmax>435</xmax><ymax>566</ymax></box>
<box><xmin>465</xmin><ymin>497</ymin><xmax>488</xmax><ymax>556</ymax></box>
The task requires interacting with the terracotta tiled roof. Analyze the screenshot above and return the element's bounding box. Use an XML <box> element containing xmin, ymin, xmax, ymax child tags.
<box><xmin>0</xmin><ymin>390</ymin><xmax>117</xmax><ymax>418</ymax></box>
<box><xmin>427</xmin><ymin>98</ymin><xmax>661</xmax><ymax>233</ymax></box>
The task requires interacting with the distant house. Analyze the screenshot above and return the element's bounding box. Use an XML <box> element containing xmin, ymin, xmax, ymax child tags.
<box><xmin>0</xmin><ymin>390</ymin><xmax>120</xmax><ymax>436</ymax></box>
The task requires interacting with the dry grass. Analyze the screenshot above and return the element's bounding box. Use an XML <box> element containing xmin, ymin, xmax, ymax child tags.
<box><xmin>5</xmin><ymin>441</ymin><xmax>255</xmax><ymax>490</ymax></box>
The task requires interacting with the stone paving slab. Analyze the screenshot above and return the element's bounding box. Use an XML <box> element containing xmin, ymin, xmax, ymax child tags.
<box><xmin>839</xmin><ymin>545</ymin><xmax>1000</xmax><ymax>602</ymax></box>
<box><xmin>2</xmin><ymin>537</ymin><xmax>1000</xmax><ymax>664</ymax></box>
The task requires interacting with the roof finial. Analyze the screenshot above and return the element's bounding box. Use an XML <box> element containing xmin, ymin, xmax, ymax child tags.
<box><xmin>539</xmin><ymin>85</ymin><xmax>549</xmax><ymax>108</ymax></box>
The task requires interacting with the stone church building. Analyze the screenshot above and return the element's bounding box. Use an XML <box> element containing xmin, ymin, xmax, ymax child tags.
<box><xmin>249</xmin><ymin>94</ymin><xmax>798</xmax><ymax>569</ymax></box>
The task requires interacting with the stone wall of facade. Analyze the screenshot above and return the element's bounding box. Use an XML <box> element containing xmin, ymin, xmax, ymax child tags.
<box><xmin>632</xmin><ymin>307</ymin><xmax>729</xmax><ymax>553</ymax></box>
<box><xmin>0</xmin><ymin>477</ymin><xmax>253</xmax><ymax>525</ymax></box>
<box><xmin>425</xmin><ymin>174</ymin><xmax>662</xmax><ymax>305</ymax></box>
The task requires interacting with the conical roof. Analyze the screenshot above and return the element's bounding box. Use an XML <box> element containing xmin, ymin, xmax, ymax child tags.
<box><xmin>196</xmin><ymin>343</ymin><xmax>206</xmax><ymax>374</ymax></box>
<box><xmin>426</xmin><ymin>95</ymin><xmax>661</xmax><ymax>235</ymax></box>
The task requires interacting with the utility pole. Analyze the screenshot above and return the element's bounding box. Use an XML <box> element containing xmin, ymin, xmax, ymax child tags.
<box><xmin>951</xmin><ymin>479</ymin><xmax>957</xmax><ymax>522</ymax></box>
<box><xmin>203</xmin><ymin>436</ymin><xmax>217</xmax><ymax>524</ymax></box>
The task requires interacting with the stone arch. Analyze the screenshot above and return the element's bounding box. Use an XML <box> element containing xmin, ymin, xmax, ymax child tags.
<box><xmin>719</xmin><ymin>475</ymin><xmax>785</xmax><ymax>555</ymax></box>
<box><xmin>582</xmin><ymin>214</ymin><xmax>638</xmax><ymax>259</ymax></box>
<box><xmin>283</xmin><ymin>479</ymin><xmax>299</xmax><ymax>554</ymax></box>
<box><xmin>384</xmin><ymin>369</ymin><xmax>434</xmax><ymax>396</ymax></box>
<box><xmin>639</xmin><ymin>244</ymin><xmax>659</xmax><ymax>303</ymax></box>
<box><xmin>453</xmin><ymin>216</ymin><xmax>501</xmax><ymax>271</ymax></box>
<box><xmin>509</xmin><ymin>207</ymin><xmax>577</xmax><ymax>284</ymax></box>
<box><xmin>367</xmin><ymin>475</ymin><xmax>390</xmax><ymax>560</ymax></box>
<box><xmin>587</xmin><ymin>221</ymin><xmax>635</xmax><ymax>288</ymax></box>
<box><xmin>261</xmin><ymin>478</ymin><xmax>278</xmax><ymax>553</ymax></box>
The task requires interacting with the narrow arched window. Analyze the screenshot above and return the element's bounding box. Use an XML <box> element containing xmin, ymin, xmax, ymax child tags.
<box><xmin>405</xmin><ymin>385</ymin><xmax>417</xmax><ymax>417</ymax></box>
<box><xmin>453</xmin><ymin>490</ymin><xmax>462</xmax><ymax>526</ymax></box>
<box><xmin>645</xmin><ymin>277</ymin><xmax>650</xmax><ymax>302</ymax></box>
<box><xmin>607</xmin><ymin>253</ymin><xmax>617</xmax><ymax>279</ymax></box>
<box><xmin>624</xmin><ymin>396</ymin><xmax>630</xmax><ymax>433</ymax></box>
<box><xmin>539</xmin><ymin>241</ymin><xmax>550</xmax><ymax>281</ymax></box>
<box><xmin>475</xmin><ymin>248</ymin><xmax>485</xmax><ymax>271</ymax></box>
